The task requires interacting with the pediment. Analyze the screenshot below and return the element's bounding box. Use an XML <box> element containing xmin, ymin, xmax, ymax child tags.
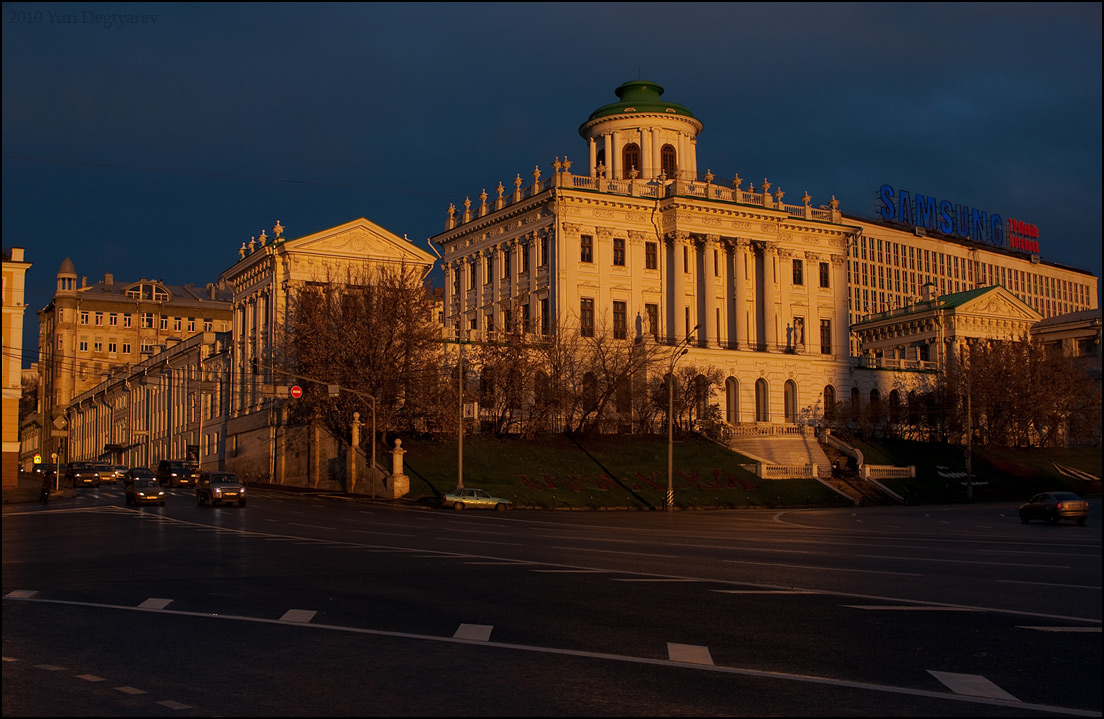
<box><xmin>956</xmin><ymin>287</ymin><xmax>1041</xmax><ymax>322</ymax></box>
<box><xmin>284</xmin><ymin>218</ymin><xmax>435</xmax><ymax>265</ymax></box>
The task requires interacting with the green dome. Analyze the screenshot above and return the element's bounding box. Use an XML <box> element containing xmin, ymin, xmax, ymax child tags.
<box><xmin>583</xmin><ymin>81</ymin><xmax>696</xmax><ymax>126</ymax></box>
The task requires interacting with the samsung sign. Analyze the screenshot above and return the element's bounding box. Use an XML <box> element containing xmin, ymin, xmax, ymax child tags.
<box><xmin>878</xmin><ymin>184</ymin><xmax>1041</xmax><ymax>254</ymax></box>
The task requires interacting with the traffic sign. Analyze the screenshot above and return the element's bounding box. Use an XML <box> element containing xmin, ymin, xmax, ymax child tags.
<box><xmin>290</xmin><ymin>385</ymin><xmax>303</xmax><ymax>399</ymax></box>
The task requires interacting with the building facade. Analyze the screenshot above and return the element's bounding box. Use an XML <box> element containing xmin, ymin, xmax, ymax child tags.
<box><xmin>433</xmin><ymin>81</ymin><xmax>1099</xmax><ymax>432</ymax></box>
<box><xmin>2</xmin><ymin>247</ymin><xmax>32</xmax><ymax>484</ymax></box>
<box><xmin>34</xmin><ymin>260</ymin><xmax>233</xmax><ymax>465</ymax></box>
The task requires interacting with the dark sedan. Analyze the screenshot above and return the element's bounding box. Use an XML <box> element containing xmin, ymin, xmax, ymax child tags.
<box><xmin>1019</xmin><ymin>492</ymin><xmax>1089</xmax><ymax>526</ymax></box>
<box><xmin>126</xmin><ymin>478</ymin><xmax>165</xmax><ymax>506</ymax></box>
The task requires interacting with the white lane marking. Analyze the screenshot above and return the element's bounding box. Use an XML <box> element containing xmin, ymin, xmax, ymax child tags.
<box><xmin>280</xmin><ymin>609</ymin><xmax>317</xmax><ymax>623</ymax></box>
<box><xmin>928</xmin><ymin>671</ymin><xmax>1019</xmax><ymax>701</ymax></box>
<box><xmin>289</xmin><ymin>523</ymin><xmax>333</xmax><ymax>530</ymax></box>
<box><xmin>454</xmin><ymin>624</ymin><xmax>493</xmax><ymax>641</ymax></box>
<box><xmin>35</xmin><ymin>664</ymin><xmax>66</xmax><ymax>671</ymax></box>
<box><xmin>612</xmin><ymin>578</ymin><xmax>698</xmax><ymax>583</ymax></box>
<box><xmin>845</xmin><ymin>605</ymin><xmax>976</xmax><ymax>612</ymax></box>
<box><xmin>350</xmin><ymin>529</ymin><xmax>415</xmax><ymax>537</ymax></box>
<box><xmin>138</xmin><ymin>598</ymin><xmax>172</xmax><ymax>610</ymax></box>
<box><xmin>531</xmin><ymin>569</ymin><xmax>610</xmax><ymax>573</ymax></box>
<box><xmin>5</xmin><ymin>590</ymin><xmax>38</xmax><ymax>599</ymax></box>
<box><xmin>1018</xmin><ymin>626</ymin><xmax>1101</xmax><ymax>633</ymax></box>
<box><xmin>434</xmin><ymin>538</ymin><xmax>522</xmax><ymax>546</ymax></box>
<box><xmin>713</xmin><ymin>590</ymin><xmax>819</xmax><ymax>595</ymax></box>
<box><xmin>157</xmin><ymin>700</ymin><xmax>193</xmax><ymax>710</ymax></box>
<box><xmin>722</xmin><ymin>560</ymin><xmax>922</xmax><ymax>577</ymax></box>
<box><xmin>551</xmin><ymin>546</ymin><xmax>678</xmax><ymax>558</ymax></box>
<box><xmin>668</xmin><ymin>643</ymin><xmax>714</xmax><ymax>666</ymax></box>
<box><xmin>77</xmin><ymin>674</ymin><xmax>106</xmax><ymax>682</ymax></box>
<box><xmin>2</xmin><ymin>657</ymin><xmax>18</xmax><ymax>662</ymax></box>
<box><xmin>998</xmin><ymin>579</ymin><xmax>1101</xmax><ymax>590</ymax></box>
<box><xmin>464</xmin><ymin>561</ymin><xmax>533</xmax><ymax>566</ymax></box>
<box><xmin>116</xmin><ymin>686</ymin><xmax>147</xmax><ymax>695</ymax></box>
<box><xmin>7</xmin><ymin>595</ymin><xmax>1097</xmax><ymax>716</ymax></box>
<box><xmin>853</xmin><ymin>554</ymin><xmax>1066</xmax><ymax>569</ymax></box>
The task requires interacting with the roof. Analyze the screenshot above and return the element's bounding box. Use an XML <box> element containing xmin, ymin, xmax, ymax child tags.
<box><xmin>582</xmin><ymin>81</ymin><xmax>696</xmax><ymax>125</ymax></box>
<box><xmin>1032</xmin><ymin>308</ymin><xmax>1102</xmax><ymax>329</ymax></box>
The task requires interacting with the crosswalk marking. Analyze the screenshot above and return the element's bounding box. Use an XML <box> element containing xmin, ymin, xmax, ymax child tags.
<box><xmin>928</xmin><ymin>670</ymin><xmax>1019</xmax><ymax>701</ymax></box>
<box><xmin>844</xmin><ymin>605</ymin><xmax>975</xmax><ymax>612</ymax></box>
<box><xmin>138</xmin><ymin>598</ymin><xmax>172</xmax><ymax>610</ymax></box>
<box><xmin>279</xmin><ymin>609</ymin><xmax>316</xmax><ymax>623</ymax></box>
<box><xmin>454</xmin><ymin>624</ymin><xmax>493</xmax><ymax>641</ymax></box>
<box><xmin>667</xmin><ymin>643</ymin><xmax>714</xmax><ymax>665</ymax></box>
<box><xmin>1018</xmin><ymin>626</ymin><xmax>1101</xmax><ymax>633</ymax></box>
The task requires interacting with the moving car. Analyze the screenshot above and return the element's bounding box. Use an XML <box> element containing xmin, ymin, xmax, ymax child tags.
<box><xmin>441</xmin><ymin>487</ymin><xmax>512</xmax><ymax>511</ymax></box>
<box><xmin>126</xmin><ymin>478</ymin><xmax>165</xmax><ymax>506</ymax></box>
<box><xmin>1019</xmin><ymin>492</ymin><xmax>1089</xmax><ymax>526</ymax></box>
<box><xmin>196</xmin><ymin>472</ymin><xmax>246</xmax><ymax>507</ymax></box>
<box><xmin>123</xmin><ymin>467</ymin><xmax>156</xmax><ymax>487</ymax></box>
<box><xmin>94</xmin><ymin>463</ymin><xmax>118</xmax><ymax>484</ymax></box>
<box><xmin>66</xmin><ymin>461</ymin><xmax>101</xmax><ymax>487</ymax></box>
<box><xmin>157</xmin><ymin>459</ymin><xmax>200</xmax><ymax>488</ymax></box>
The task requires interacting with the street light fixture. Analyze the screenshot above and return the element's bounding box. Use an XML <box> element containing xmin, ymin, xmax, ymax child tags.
<box><xmin>667</xmin><ymin>325</ymin><xmax>698</xmax><ymax>510</ymax></box>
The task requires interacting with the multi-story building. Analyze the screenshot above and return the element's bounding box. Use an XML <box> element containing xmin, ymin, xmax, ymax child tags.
<box><xmin>35</xmin><ymin>259</ymin><xmax>233</xmax><ymax>462</ymax></box>
<box><xmin>2</xmin><ymin>247</ymin><xmax>32</xmax><ymax>484</ymax></box>
<box><xmin>433</xmin><ymin>81</ymin><xmax>1098</xmax><ymax>431</ymax></box>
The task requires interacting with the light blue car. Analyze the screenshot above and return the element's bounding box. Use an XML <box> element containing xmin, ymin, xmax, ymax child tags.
<box><xmin>441</xmin><ymin>488</ymin><xmax>512</xmax><ymax>511</ymax></box>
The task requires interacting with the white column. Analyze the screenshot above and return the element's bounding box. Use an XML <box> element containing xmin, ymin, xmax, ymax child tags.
<box><xmin>733</xmin><ymin>239</ymin><xmax>749</xmax><ymax>349</ymax></box>
<box><xmin>762</xmin><ymin>244</ymin><xmax>778</xmax><ymax>351</ymax></box>
<box><xmin>641</xmin><ymin>128</ymin><xmax>653</xmax><ymax>179</ymax></box>
<box><xmin>611</xmin><ymin>130</ymin><xmax>621</xmax><ymax>180</ymax></box>
<box><xmin>589</xmin><ymin>137</ymin><xmax>597</xmax><ymax>177</ymax></box>
<box><xmin>832</xmin><ymin>255</ymin><xmax>849</xmax><ymax>359</ymax></box>
<box><xmin>603</xmin><ymin>134</ymin><xmax>613</xmax><ymax>177</ymax></box>
<box><xmin>652</xmin><ymin>131</ymin><xmax>662</xmax><ymax>179</ymax></box>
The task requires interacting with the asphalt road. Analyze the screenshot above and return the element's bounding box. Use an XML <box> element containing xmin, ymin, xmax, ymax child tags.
<box><xmin>3</xmin><ymin>485</ymin><xmax>1100</xmax><ymax>716</ymax></box>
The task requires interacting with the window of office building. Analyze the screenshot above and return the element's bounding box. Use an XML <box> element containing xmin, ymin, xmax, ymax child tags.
<box><xmin>645</xmin><ymin>304</ymin><xmax>659</xmax><ymax>340</ymax></box>
<box><xmin>793</xmin><ymin>259</ymin><xmax>804</xmax><ymax>285</ymax></box>
<box><xmin>645</xmin><ymin>242</ymin><xmax>658</xmax><ymax>270</ymax></box>
<box><xmin>819</xmin><ymin>262</ymin><xmax>830</xmax><ymax>288</ymax></box>
<box><xmin>580</xmin><ymin>298</ymin><xmax>594</xmax><ymax>337</ymax></box>
<box><xmin>580</xmin><ymin>235</ymin><xmax>593</xmax><ymax>263</ymax></box>
<box><xmin>613</xmin><ymin>301</ymin><xmax>627</xmax><ymax>339</ymax></box>
<box><xmin>820</xmin><ymin>319</ymin><xmax>832</xmax><ymax>354</ymax></box>
<box><xmin>613</xmin><ymin>238</ymin><xmax>625</xmax><ymax>266</ymax></box>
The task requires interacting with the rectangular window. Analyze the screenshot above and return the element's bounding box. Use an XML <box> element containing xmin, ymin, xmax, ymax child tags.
<box><xmin>188</xmin><ymin>318</ymin><xmax>196</xmax><ymax>332</ymax></box>
<box><xmin>141</xmin><ymin>313</ymin><xmax>154</xmax><ymax>329</ymax></box>
<box><xmin>469</xmin><ymin>261</ymin><xmax>477</xmax><ymax>289</ymax></box>
<box><xmin>522</xmin><ymin>303</ymin><xmax>531</xmax><ymax>333</ymax></box>
<box><xmin>713</xmin><ymin>249</ymin><xmax>719</xmax><ymax>276</ymax></box>
<box><xmin>80</xmin><ymin>311</ymin><xmax>89</xmax><ymax>325</ymax></box>
<box><xmin>580</xmin><ymin>298</ymin><xmax>594</xmax><ymax>337</ymax></box>
<box><xmin>174</xmin><ymin>317</ymin><xmax>182</xmax><ymax>331</ymax></box>
<box><xmin>820</xmin><ymin>319</ymin><xmax>832</xmax><ymax>354</ymax></box>
<box><xmin>123</xmin><ymin>314</ymin><xmax>132</xmax><ymax>328</ymax></box>
<box><xmin>79</xmin><ymin>340</ymin><xmax>88</xmax><ymax>352</ymax></box>
<box><xmin>485</xmin><ymin>254</ymin><xmax>493</xmax><ymax>281</ymax></box>
<box><xmin>203</xmin><ymin>320</ymin><xmax>213</xmax><ymax>332</ymax></box>
<box><xmin>160</xmin><ymin>316</ymin><xmax>168</xmax><ymax>330</ymax></box>
<box><xmin>503</xmin><ymin>248</ymin><xmax>511</xmax><ymax>278</ymax></box>
<box><xmin>792</xmin><ymin>259</ymin><xmax>804</xmax><ymax>285</ymax></box>
<box><xmin>108</xmin><ymin>342</ymin><xmax>117</xmax><ymax>354</ymax></box>
<box><xmin>540</xmin><ymin>298</ymin><xmax>550</xmax><ymax>336</ymax></box>
<box><xmin>819</xmin><ymin>262</ymin><xmax>830</xmax><ymax>288</ymax></box>
<box><xmin>108</xmin><ymin>313</ymin><xmax>118</xmax><ymax>326</ymax></box>
<box><xmin>685</xmin><ymin>307</ymin><xmax>691</xmax><ymax>338</ymax></box>
<box><xmin>613</xmin><ymin>301</ymin><xmax>627</xmax><ymax>339</ymax></box>
<box><xmin>613</xmin><ymin>238</ymin><xmax>625</xmax><ymax>266</ymax></box>
<box><xmin>93</xmin><ymin>341</ymin><xmax>103</xmax><ymax>353</ymax></box>
<box><xmin>645</xmin><ymin>242</ymin><xmax>658</xmax><ymax>270</ymax></box>
<box><xmin>521</xmin><ymin>243</ymin><xmax>530</xmax><ymax>273</ymax></box>
<box><xmin>141</xmin><ymin>343</ymin><xmax>155</xmax><ymax>354</ymax></box>
<box><xmin>540</xmin><ymin>237</ymin><xmax>549</xmax><ymax>267</ymax></box>
<box><xmin>94</xmin><ymin>312</ymin><xmax>103</xmax><ymax>326</ymax></box>
<box><xmin>683</xmin><ymin>246</ymin><xmax>689</xmax><ymax>273</ymax></box>
<box><xmin>122</xmin><ymin>343</ymin><xmax>131</xmax><ymax>354</ymax></box>
<box><xmin>580</xmin><ymin>235</ymin><xmax>594</xmax><ymax>263</ymax></box>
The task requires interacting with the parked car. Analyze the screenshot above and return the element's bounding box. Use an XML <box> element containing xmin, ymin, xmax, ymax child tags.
<box><xmin>1019</xmin><ymin>492</ymin><xmax>1089</xmax><ymax>526</ymax></box>
<box><xmin>123</xmin><ymin>467</ymin><xmax>156</xmax><ymax>487</ymax></box>
<box><xmin>94</xmin><ymin>463</ymin><xmax>118</xmax><ymax>484</ymax></box>
<box><xmin>441</xmin><ymin>487</ymin><xmax>512</xmax><ymax>511</ymax></box>
<box><xmin>66</xmin><ymin>461</ymin><xmax>101</xmax><ymax>488</ymax></box>
<box><xmin>126</xmin><ymin>478</ymin><xmax>166</xmax><ymax>506</ymax></box>
<box><xmin>196</xmin><ymin>472</ymin><xmax>246</xmax><ymax>507</ymax></box>
<box><xmin>156</xmin><ymin>459</ymin><xmax>200</xmax><ymax>487</ymax></box>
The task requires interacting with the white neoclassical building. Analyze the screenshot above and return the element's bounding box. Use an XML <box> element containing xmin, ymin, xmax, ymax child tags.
<box><xmin>434</xmin><ymin>81</ymin><xmax>857</xmax><ymax>428</ymax></box>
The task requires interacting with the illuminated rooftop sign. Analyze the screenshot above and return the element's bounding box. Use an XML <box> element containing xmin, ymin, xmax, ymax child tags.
<box><xmin>879</xmin><ymin>184</ymin><xmax>1039</xmax><ymax>254</ymax></box>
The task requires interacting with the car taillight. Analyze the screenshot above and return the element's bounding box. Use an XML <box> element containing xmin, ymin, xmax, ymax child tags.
<box><xmin>1057</xmin><ymin>502</ymin><xmax>1065</xmax><ymax>509</ymax></box>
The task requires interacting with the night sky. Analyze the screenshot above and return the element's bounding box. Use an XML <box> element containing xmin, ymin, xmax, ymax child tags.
<box><xmin>4</xmin><ymin>2</ymin><xmax>1101</xmax><ymax>368</ymax></box>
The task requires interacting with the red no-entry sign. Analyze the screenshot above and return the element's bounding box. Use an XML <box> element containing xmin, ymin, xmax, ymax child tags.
<box><xmin>290</xmin><ymin>385</ymin><xmax>303</xmax><ymax>398</ymax></box>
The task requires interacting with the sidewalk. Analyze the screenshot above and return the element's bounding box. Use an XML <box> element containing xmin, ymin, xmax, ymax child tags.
<box><xmin>2</xmin><ymin>474</ymin><xmax>77</xmax><ymax>504</ymax></box>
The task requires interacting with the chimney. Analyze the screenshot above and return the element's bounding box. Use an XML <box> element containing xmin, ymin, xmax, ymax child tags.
<box><xmin>104</xmin><ymin>273</ymin><xmax>114</xmax><ymax>286</ymax></box>
<box><xmin>10</xmin><ymin>247</ymin><xmax>25</xmax><ymax>262</ymax></box>
<box><xmin>81</xmin><ymin>276</ymin><xmax>88</xmax><ymax>288</ymax></box>
<box><xmin>921</xmin><ymin>282</ymin><xmax>936</xmax><ymax>302</ymax></box>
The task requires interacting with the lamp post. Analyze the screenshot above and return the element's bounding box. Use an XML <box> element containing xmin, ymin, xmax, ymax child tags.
<box><xmin>457</xmin><ymin>328</ymin><xmax>465</xmax><ymax>490</ymax></box>
<box><xmin>666</xmin><ymin>327</ymin><xmax>697</xmax><ymax>510</ymax></box>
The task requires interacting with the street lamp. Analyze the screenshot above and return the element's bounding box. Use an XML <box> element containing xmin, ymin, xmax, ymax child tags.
<box><xmin>457</xmin><ymin>328</ymin><xmax>466</xmax><ymax>489</ymax></box>
<box><xmin>667</xmin><ymin>326</ymin><xmax>698</xmax><ymax>510</ymax></box>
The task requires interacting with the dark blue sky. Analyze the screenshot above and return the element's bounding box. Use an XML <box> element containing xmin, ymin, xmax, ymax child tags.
<box><xmin>4</xmin><ymin>3</ymin><xmax>1101</xmax><ymax>367</ymax></box>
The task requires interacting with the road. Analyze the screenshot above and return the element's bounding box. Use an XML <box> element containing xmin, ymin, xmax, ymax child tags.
<box><xmin>3</xmin><ymin>484</ymin><xmax>1101</xmax><ymax>716</ymax></box>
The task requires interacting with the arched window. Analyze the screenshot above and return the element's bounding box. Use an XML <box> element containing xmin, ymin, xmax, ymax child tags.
<box><xmin>661</xmin><ymin>144</ymin><xmax>677</xmax><ymax>178</ymax></box>
<box><xmin>694</xmin><ymin>374</ymin><xmax>710</xmax><ymax>420</ymax></box>
<box><xmin>850</xmin><ymin>387</ymin><xmax>861</xmax><ymax>411</ymax></box>
<box><xmin>755</xmin><ymin>378</ymin><xmax>769</xmax><ymax>422</ymax></box>
<box><xmin>869</xmin><ymin>389</ymin><xmax>881</xmax><ymax>417</ymax></box>
<box><xmin>823</xmin><ymin>385</ymin><xmax>836</xmax><ymax>418</ymax></box>
<box><xmin>784</xmin><ymin>380</ymin><xmax>797</xmax><ymax>424</ymax></box>
<box><xmin>888</xmin><ymin>389</ymin><xmax>901</xmax><ymax>423</ymax></box>
<box><xmin>622</xmin><ymin>143</ymin><xmax>640</xmax><ymax>178</ymax></box>
<box><xmin>480</xmin><ymin>368</ymin><xmax>495</xmax><ymax>404</ymax></box>
<box><xmin>595</xmin><ymin>148</ymin><xmax>606</xmax><ymax>175</ymax></box>
<box><xmin>725</xmin><ymin>377</ymin><xmax>739</xmax><ymax>424</ymax></box>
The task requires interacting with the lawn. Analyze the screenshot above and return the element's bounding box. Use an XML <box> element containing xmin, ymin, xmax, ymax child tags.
<box><xmin>396</xmin><ymin>433</ymin><xmax>841</xmax><ymax>510</ymax></box>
